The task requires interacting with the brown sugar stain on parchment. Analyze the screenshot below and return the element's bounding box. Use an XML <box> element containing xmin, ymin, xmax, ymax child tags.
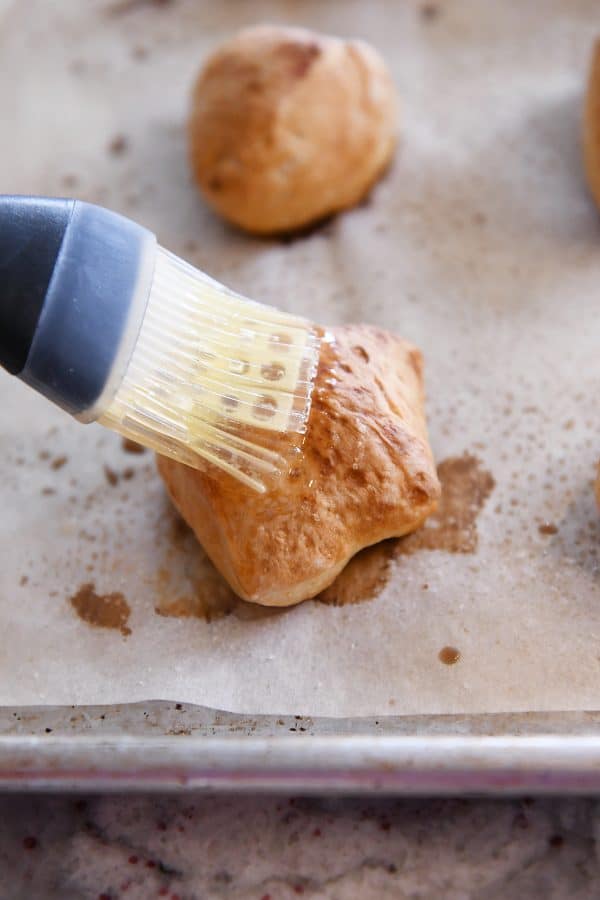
<box><xmin>152</xmin><ymin>454</ymin><xmax>495</xmax><ymax>617</ymax></box>
<box><xmin>316</xmin><ymin>541</ymin><xmax>397</xmax><ymax>606</ymax></box>
<box><xmin>69</xmin><ymin>583</ymin><xmax>131</xmax><ymax>635</ymax></box>
<box><xmin>398</xmin><ymin>453</ymin><xmax>496</xmax><ymax>556</ymax></box>
<box><xmin>155</xmin><ymin>573</ymin><xmax>285</xmax><ymax>623</ymax></box>
<box><xmin>318</xmin><ymin>454</ymin><xmax>495</xmax><ymax>606</ymax></box>
<box><xmin>153</xmin><ymin>511</ymin><xmax>284</xmax><ymax>623</ymax></box>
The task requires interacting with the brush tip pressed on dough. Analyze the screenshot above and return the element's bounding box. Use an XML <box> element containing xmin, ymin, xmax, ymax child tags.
<box><xmin>157</xmin><ymin>324</ymin><xmax>440</xmax><ymax>607</ymax></box>
<box><xmin>99</xmin><ymin>248</ymin><xmax>320</xmax><ymax>493</ymax></box>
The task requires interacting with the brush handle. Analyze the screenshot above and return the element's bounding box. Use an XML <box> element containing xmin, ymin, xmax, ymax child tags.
<box><xmin>0</xmin><ymin>196</ymin><xmax>73</xmax><ymax>374</ymax></box>
<box><xmin>0</xmin><ymin>195</ymin><xmax>156</xmax><ymax>418</ymax></box>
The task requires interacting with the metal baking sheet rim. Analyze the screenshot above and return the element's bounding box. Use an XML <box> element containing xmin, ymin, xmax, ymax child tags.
<box><xmin>3</xmin><ymin>703</ymin><xmax>600</xmax><ymax>794</ymax></box>
<box><xmin>1</xmin><ymin>0</ymin><xmax>599</xmax><ymax>795</ymax></box>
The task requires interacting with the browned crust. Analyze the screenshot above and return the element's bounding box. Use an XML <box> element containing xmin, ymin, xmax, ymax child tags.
<box><xmin>157</xmin><ymin>324</ymin><xmax>440</xmax><ymax>606</ymax></box>
<box><xmin>188</xmin><ymin>25</ymin><xmax>397</xmax><ymax>235</ymax></box>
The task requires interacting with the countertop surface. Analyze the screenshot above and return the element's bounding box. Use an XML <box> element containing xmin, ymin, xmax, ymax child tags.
<box><xmin>1</xmin><ymin>793</ymin><xmax>600</xmax><ymax>899</ymax></box>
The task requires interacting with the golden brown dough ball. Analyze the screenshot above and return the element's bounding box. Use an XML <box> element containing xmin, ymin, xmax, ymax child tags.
<box><xmin>583</xmin><ymin>39</ymin><xmax>600</xmax><ymax>210</ymax></box>
<box><xmin>188</xmin><ymin>25</ymin><xmax>397</xmax><ymax>235</ymax></box>
<box><xmin>157</xmin><ymin>324</ymin><xmax>439</xmax><ymax>606</ymax></box>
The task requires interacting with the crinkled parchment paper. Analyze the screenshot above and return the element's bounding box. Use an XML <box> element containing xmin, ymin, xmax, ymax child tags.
<box><xmin>0</xmin><ymin>0</ymin><xmax>599</xmax><ymax>715</ymax></box>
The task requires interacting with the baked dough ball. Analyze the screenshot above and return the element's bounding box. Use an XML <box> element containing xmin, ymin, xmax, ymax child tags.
<box><xmin>188</xmin><ymin>25</ymin><xmax>397</xmax><ymax>234</ymax></box>
<box><xmin>583</xmin><ymin>39</ymin><xmax>600</xmax><ymax>210</ymax></box>
<box><xmin>157</xmin><ymin>325</ymin><xmax>440</xmax><ymax>606</ymax></box>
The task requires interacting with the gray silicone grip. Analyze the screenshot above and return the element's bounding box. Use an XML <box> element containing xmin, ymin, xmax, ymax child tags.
<box><xmin>21</xmin><ymin>201</ymin><xmax>156</xmax><ymax>419</ymax></box>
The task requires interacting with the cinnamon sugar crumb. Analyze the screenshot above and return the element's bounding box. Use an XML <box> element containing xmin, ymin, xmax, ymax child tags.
<box><xmin>122</xmin><ymin>438</ymin><xmax>146</xmax><ymax>454</ymax></box>
<box><xmin>69</xmin><ymin>583</ymin><xmax>131</xmax><ymax>636</ymax></box>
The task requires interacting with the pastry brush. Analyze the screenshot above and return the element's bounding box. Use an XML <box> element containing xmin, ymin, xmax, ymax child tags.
<box><xmin>0</xmin><ymin>196</ymin><xmax>320</xmax><ymax>492</ymax></box>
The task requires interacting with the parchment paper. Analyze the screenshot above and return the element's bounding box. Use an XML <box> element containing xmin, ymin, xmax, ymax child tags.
<box><xmin>0</xmin><ymin>0</ymin><xmax>599</xmax><ymax>715</ymax></box>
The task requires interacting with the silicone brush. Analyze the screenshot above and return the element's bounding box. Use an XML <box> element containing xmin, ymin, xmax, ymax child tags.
<box><xmin>0</xmin><ymin>196</ymin><xmax>321</xmax><ymax>492</ymax></box>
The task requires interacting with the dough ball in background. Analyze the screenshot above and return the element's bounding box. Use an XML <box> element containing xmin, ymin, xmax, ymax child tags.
<box><xmin>188</xmin><ymin>25</ymin><xmax>397</xmax><ymax>235</ymax></box>
<box><xmin>595</xmin><ymin>462</ymin><xmax>600</xmax><ymax>509</ymax></box>
<box><xmin>583</xmin><ymin>38</ymin><xmax>600</xmax><ymax>210</ymax></box>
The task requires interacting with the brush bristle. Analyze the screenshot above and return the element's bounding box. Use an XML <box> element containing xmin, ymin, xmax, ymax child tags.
<box><xmin>99</xmin><ymin>247</ymin><xmax>321</xmax><ymax>492</ymax></box>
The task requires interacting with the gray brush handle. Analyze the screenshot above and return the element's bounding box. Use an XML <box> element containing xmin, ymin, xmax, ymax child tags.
<box><xmin>0</xmin><ymin>196</ymin><xmax>156</xmax><ymax>418</ymax></box>
<box><xmin>0</xmin><ymin>196</ymin><xmax>73</xmax><ymax>374</ymax></box>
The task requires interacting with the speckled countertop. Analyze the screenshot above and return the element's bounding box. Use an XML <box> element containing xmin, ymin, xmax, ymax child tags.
<box><xmin>1</xmin><ymin>794</ymin><xmax>599</xmax><ymax>899</ymax></box>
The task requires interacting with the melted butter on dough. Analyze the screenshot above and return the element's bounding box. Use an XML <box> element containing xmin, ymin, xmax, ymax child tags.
<box><xmin>157</xmin><ymin>324</ymin><xmax>441</xmax><ymax>606</ymax></box>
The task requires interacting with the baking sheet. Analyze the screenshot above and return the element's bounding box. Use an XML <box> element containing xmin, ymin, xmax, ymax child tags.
<box><xmin>0</xmin><ymin>0</ymin><xmax>599</xmax><ymax>717</ymax></box>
